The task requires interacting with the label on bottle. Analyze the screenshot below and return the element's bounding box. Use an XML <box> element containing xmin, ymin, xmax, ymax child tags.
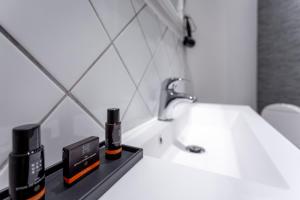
<box><xmin>9</xmin><ymin>148</ymin><xmax>45</xmax><ymax>199</ymax></box>
<box><xmin>105</xmin><ymin>123</ymin><xmax>121</xmax><ymax>150</ymax></box>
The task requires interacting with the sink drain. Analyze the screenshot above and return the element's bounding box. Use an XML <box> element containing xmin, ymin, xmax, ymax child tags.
<box><xmin>186</xmin><ymin>145</ymin><xmax>205</xmax><ymax>154</ymax></box>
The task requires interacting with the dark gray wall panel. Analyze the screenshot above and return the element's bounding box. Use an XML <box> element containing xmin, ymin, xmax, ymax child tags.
<box><xmin>258</xmin><ymin>0</ymin><xmax>300</xmax><ymax>112</ymax></box>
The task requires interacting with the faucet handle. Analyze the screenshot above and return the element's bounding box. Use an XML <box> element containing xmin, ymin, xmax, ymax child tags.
<box><xmin>163</xmin><ymin>78</ymin><xmax>192</xmax><ymax>92</ymax></box>
<box><xmin>163</xmin><ymin>77</ymin><xmax>189</xmax><ymax>90</ymax></box>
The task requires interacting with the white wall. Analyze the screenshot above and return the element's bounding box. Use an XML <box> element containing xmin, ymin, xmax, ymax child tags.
<box><xmin>186</xmin><ymin>0</ymin><xmax>257</xmax><ymax>109</ymax></box>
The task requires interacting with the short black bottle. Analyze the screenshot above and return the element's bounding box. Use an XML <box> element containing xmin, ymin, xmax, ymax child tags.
<box><xmin>105</xmin><ymin>108</ymin><xmax>122</xmax><ymax>160</ymax></box>
<box><xmin>9</xmin><ymin>124</ymin><xmax>45</xmax><ymax>200</ymax></box>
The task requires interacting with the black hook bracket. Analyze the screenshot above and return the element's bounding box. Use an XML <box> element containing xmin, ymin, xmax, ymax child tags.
<box><xmin>183</xmin><ymin>15</ymin><xmax>196</xmax><ymax>48</ymax></box>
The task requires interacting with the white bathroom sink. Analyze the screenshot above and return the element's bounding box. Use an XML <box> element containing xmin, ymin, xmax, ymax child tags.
<box><xmin>124</xmin><ymin>103</ymin><xmax>296</xmax><ymax>189</ymax></box>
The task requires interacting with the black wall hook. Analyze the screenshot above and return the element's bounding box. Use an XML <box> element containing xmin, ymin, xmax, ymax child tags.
<box><xmin>183</xmin><ymin>16</ymin><xmax>196</xmax><ymax>48</ymax></box>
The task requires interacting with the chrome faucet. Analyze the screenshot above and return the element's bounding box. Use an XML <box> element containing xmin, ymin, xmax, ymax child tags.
<box><xmin>158</xmin><ymin>78</ymin><xmax>197</xmax><ymax>121</ymax></box>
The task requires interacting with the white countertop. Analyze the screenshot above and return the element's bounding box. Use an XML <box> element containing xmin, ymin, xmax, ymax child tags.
<box><xmin>100</xmin><ymin>155</ymin><xmax>297</xmax><ymax>200</ymax></box>
<box><xmin>99</xmin><ymin>104</ymin><xmax>300</xmax><ymax>200</ymax></box>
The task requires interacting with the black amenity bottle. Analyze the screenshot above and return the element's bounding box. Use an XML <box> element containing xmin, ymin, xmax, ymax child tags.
<box><xmin>9</xmin><ymin>124</ymin><xmax>46</xmax><ymax>200</ymax></box>
<box><xmin>105</xmin><ymin>108</ymin><xmax>122</xmax><ymax>160</ymax></box>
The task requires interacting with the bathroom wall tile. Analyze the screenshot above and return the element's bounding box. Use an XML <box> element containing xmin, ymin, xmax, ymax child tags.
<box><xmin>123</xmin><ymin>92</ymin><xmax>152</xmax><ymax>132</ymax></box>
<box><xmin>176</xmin><ymin>45</ymin><xmax>192</xmax><ymax>81</ymax></box>
<box><xmin>91</xmin><ymin>0</ymin><xmax>135</xmax><ymax>39</ymax></box>
<box><xmin>0</xmin><ymin>0</ymin><xmax>110</xmax><ymax>89</ymax></box>
<box><xmin>163</xmin><ymin>30</ymin><xmax>179</xmax><ymax>65</ymax></box>
<box><xmin>131</xmin><ymin>0</ymin><xmax>145</xmax><ymax>13</ymax></box>
<box><xmin>0</xmin><ymin>0</ymin><xmax>188</xmax><ymax>190</ymax></box>
<box><xmin>41</xmin><ymin>97</ymin><xmax>104</xmax><ymax>167</ymax></box>
<box><xmin>137</xmin><ymin>6</ymin><xmax>163</xmax><ymax>54</ymax></box>
<box><xmin>72</xmin><ymin>46</ymin><xmax>136</xmax><ymax>124</ymax></box>
<box><xmin>139</xmin><ymin>61</ymin><xmax>161</xmax><ymax>115</ymax></box>
<box><xmin>169</xmin><ymin>45</ymin><xmax>184</xmax><ymax>77</ymax></box>
<box><xmin>158</xmin><ymin>20</ymin><xmax>168</xmax><ymax>35</ymax></box>
<box><xmin>114</xmin><ymin>18</ymin><xmax>152</xmax><ymax>84</ymax></box>
<box><xmin>0</xmin><ymin>34</ymin><xmax>63</xmax><ymax>177</ymax></box>
<box><xmin>152</xmin><ymin>42</ymin><xmax>173</xmax><ymax>82</ymax></box>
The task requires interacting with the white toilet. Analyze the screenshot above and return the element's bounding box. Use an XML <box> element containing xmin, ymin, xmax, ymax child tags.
<box><xmin>262</xmin><ymin>103</ymin><xmax>300</xmax><ymax>149</ymax></box>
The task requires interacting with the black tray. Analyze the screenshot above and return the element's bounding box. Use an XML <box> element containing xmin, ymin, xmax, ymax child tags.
<box><xmin>0</xmin><ymin>142</ymin><xmax>143</xmax><ymax>200</ymax></box>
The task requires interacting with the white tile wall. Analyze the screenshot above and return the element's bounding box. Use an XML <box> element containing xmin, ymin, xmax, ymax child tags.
<box><xmin>139</xmin><ymin>61</ymin><xmax>161</xmax><ymax>115</ymax></box>
<box><xmin>0</xmin><ymin>33</ymin><xmax>64</xmax><ymax>161</ymax></box>
<box><xmin>72</xmin><ymin>46</ymin><xmax>136</xmax><ymax>124</ymax></box>
<box><xmin>137</xmin><ymin>6</ymin><xmax>164</xmax><ymax>54</ymax></box>
<box><xmin>131</xmin><ymin>0</ymin><xmax>146</xmax><ymax>12</ymax></box>
<box><xmin>163</xmin><ymin>30</ymin><xmax>179</xmax><ymax>65</ymax></box>
<box><xmin>114</xmin><ymin>18</ymin><xmax>152</xmax><ymax>84</ymax></box>
<box><xmin>122</xmin><ymin>91</ymin><xmax>152</xmax><ymax>132</ymax></box>
<box><xmin>41</xmin><ymin>97</ymin><xmax>104</xmax><ymax>167</ymax></box>
<box><xmin>0</xmin><ymin>0</ymin><xmax>110</xmax><ymax>89</ymax></box>
<box><xmin>0</xmin><ymin>32</ymin><xmax>63</xmax><ymax>189</ymax></box>
<box><xmin>0</xmin><ymin>1</ymin><xmax>188</xmax><ymax>189</ymax></box>
<box><xmin>91</xmin><ymin>0</ymin><xmax>135</xmax><ymax>39</ymax></box>
<box><xmin>153</xmin><ymin>40</ymin><xmax>174</xmax><ymax>82</ymax></box>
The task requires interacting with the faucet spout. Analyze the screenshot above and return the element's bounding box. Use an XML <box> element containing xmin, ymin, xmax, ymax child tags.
<box><xmin>172</xmin><ymin>92</ymin><xmax>197</xmax><ymax>103</ymax></box>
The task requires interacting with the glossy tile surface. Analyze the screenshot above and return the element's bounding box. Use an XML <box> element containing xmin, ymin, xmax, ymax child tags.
<box><xmin>114</xmin><ymin>18</ymin><xmax>152</xmax><ymax>84</ymax></box>
<box><xmin>41</xmin><ymin>97</ymin><xmax>104</xmax><ymax>167</ymax></box>
<box><xmin>72</xmin><ymin>46</ymin><xmax>136</xmax><ymax>124</ymax></box>
<box><xmin>0</xmin><ymin>0</ymin><xmax>184</xmax><ymax>190</ymax></box>
<box><xmin>163</xmin><ymin>30</ymin><xmax>179</xmax><ymax>65</ymax></box>
<box><xmin>131</xmin><ymin>0</ymin><xmax>145</xmax><ymax>12</ymax></box>
<box><xmin>123</xmin><ymin>92</ymin><xmax>152</xmax><ymax>132</ymax></box>
<box><xmin>152</xmin><ymin>41</ymin><xmax>173</xmax><ymax>82</ymax></box>
<box><xmin>0</xmin><ymin>33</ymin><xmax>63</xmax><ymax>165</ymax></box>
<box><xmin>138</xmin><ymin>6</ymin><xmax>163</xmax><ymax>54</ymax></box>
<box><xmin>0</xmin><ymin>0</ymin><xmax>110</xmax><ymax>89</ymax></box>
<box><xmin>92</xmin><ymin>0</ymin><xmax>135</xmax><ymax>39</ymax></box>
<box><xmin>139</xmin><ymin>61</ymin><xmax>161</xmax><ymax>115</ymax></box>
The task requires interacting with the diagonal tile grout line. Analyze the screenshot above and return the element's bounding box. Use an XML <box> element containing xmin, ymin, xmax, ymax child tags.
<box><xmin>148</xmin><ymin>27</ymin><xmax>169</xmax><ymax>84</ymax></box>
<box><xmin>40</xmin><ymin>2</ymin><xmax>150</xmax><ymax>129</ymax></box>
<box><xmin>39</xmin><ymin>95</ymin><xmax>67</xmax><ymax>124</ymax></box>
<box><xmin>109</xmin><ymin>3</ymin><xmax>147</xmax><ymax>42</ymax></box>
<box><xmin>89</xmin><ymin>1</ymin><xmax>169</xmax><ymax>110</ymax></box>
<box><xmin>120</xmin><ymin>88</ymin><xmax>139</xmax><ymax>120</ymax></box>
<box><xmin>134</xmin><ymin>5</ymin><xmax>154</xmax><ymax>56</ymax></box>
<box><xmin>0</xmin><ymin>25</ymin><xmax>68</xmax><ymax>94</ymax></box>
<box><xmin>89</xmin><ymin>0</ymin><xmax>146</xmax><ymax>44</ymax></box>
<box><xmin>132</xmin><ymin>27</ymin><xmax>170</xmax><ymax>117</ymax></box>
<box><xmin>133</xmin><ymin>3</ymin><xmax>169</xmax><ymax>59</ymax></box>
<box><xmin>117</xmin><ymin>21</ymin><xmax>169</xmax><ymax>119</ymax></box>
<box><xmin>89</xmin><ymin>0</ymin><xmax>150</xmax><ymax>120</ymax></box>
<box><xmin>69</xmin><ymin>0</ymin><xmax>139</xmax><ymax>93</ymax></box>
<box><xmin>88</xmin><ymin>0</ymin><xmax>147</xmax><ymax>89</ymax></box>
<box><xmin>151</xmin><ymin>28</ymin><xmax>172</xmax><ymax>81</ymax></box>
<box><xmin>118</xmin><ymin>3</ymin><xmax>170</xmax><ymax>118</ymax></box>
<box><xmin>0</xmin><ymin>25</ymin><xmax>106</xmax><ymax>130</ymax></box>
<box><xmin>130</xmin><ymin>0</ymin><xmax>146</xmax><ymax>14</ymax></box>
<box><xmin>1</xmin><ymin>0</ymin><xmax>173</xmax><ymax>138</ymax></box>
<box><xmin>68</xmin><ymin>93</ymin><xmax>105</xmax><ymax>128</ymax></box>
<box><xmin>89</xmin><ymin>0</ymin><xmax>139</xmax><ymax>90</ymax></box>
<box><xmin>0</xmin><ymin>2</ymin><xmax>168</xmax><ymax>168</ymax></box>
<box><xmin>121</xmin><ymin>23</ymin><xmax>170</xmax><ymax>118</ymax></box>
<box><xmin>70</xmin><ymin>0</ymin><xmax>147</xmax><ymax>94</ymax></box>
<box><xmin>133</xmin><ymin>7</ymin><xmax>171</xmax><ymax>116</ymax></box>
<box><xmin>111</xmin><ymin>44</ymin><xmax>143</xmax><ymax>119</ymax></box>
<box><xmin>112</xmin><ymin>44</ymin><xmax>138</xmax><ymax>89</ymax></box>
<box><xmin>68</xmin><ymin>42</ymin><xmax>112</xmax><ymax>92</ymax></box>
<box><xmin>68</xmin><ymin>0</ymin><xmax>149</xmax><ymax>127</ymax></box>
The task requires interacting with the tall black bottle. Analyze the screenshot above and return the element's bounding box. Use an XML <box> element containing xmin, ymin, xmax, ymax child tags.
<box><xmin>9</xmin><ymin>124</ymin><xmax>45</xmax><ymax>200</ymax></box>
<box><xmin>105</xmin><ymin>108</ymin><xmax>122</xmax><ymax>160</ymax></box>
